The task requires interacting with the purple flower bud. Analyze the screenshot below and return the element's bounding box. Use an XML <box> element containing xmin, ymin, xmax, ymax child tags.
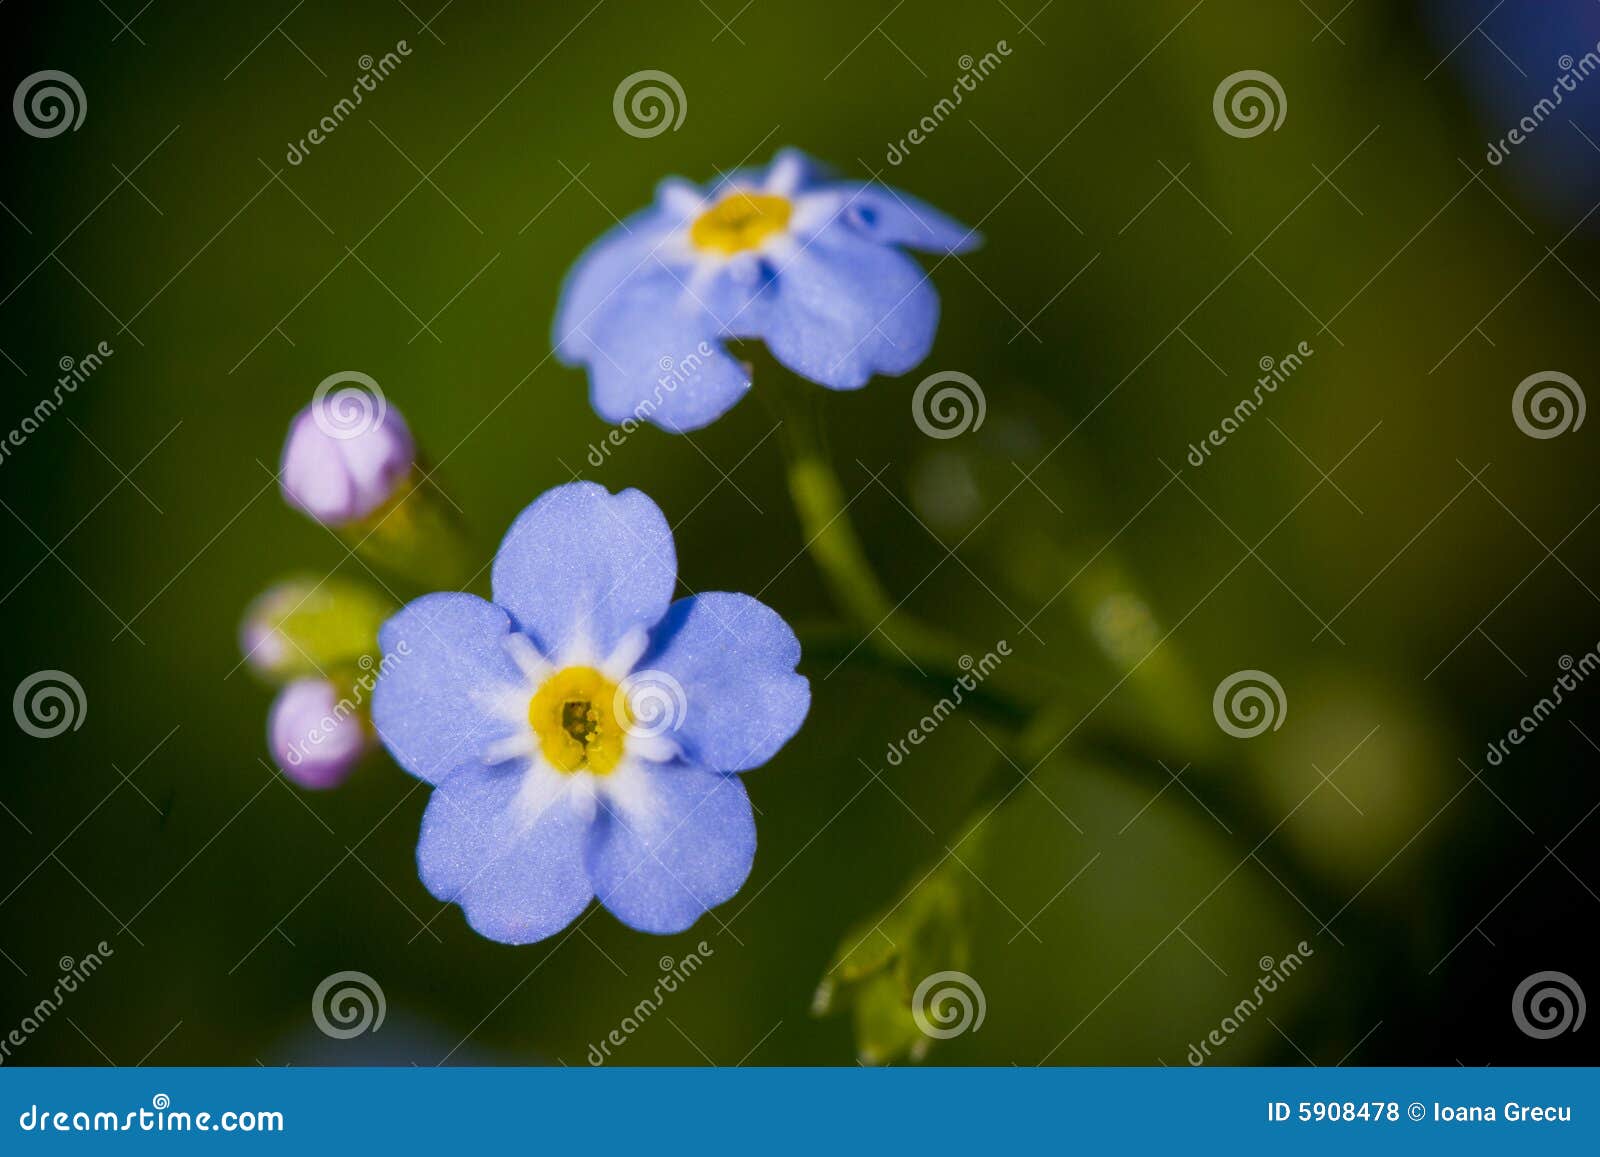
<box><xmin>280</xmin><ymin>381</ymin><xmax>414</xmax><ymax>525</ymax></box>
<box><xmin>239</xmin><ymin>615</ymin><xmax>290</xmax><ymax>677</ymax></box>
<box><xmin>268</xmin><ymin>678</ymin><xmax>368</xmax><ymax>789</ymax></box>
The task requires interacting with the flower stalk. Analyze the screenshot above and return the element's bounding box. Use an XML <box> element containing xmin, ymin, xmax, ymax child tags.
<box><xmin>772</xmin><ymin>368</ymin><xmax>1055</xmax><ymax>718</ymax></box>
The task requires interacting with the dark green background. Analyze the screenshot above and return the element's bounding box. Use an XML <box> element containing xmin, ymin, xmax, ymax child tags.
<box><xmin>3</xmin><ymin>0</ymin><xmax>1597</xmax><ymax>1065</ymax></box>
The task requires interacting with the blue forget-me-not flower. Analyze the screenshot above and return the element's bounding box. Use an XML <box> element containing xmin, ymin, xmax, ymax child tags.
<box><xmin>553</xmin><ymin>147</ymin><xmax>979</xmax><ymax>433</ymax></box>
<box><xmin>372</xmin><ymin>481</ymin><xmax>810</xmax><ymax>944</ymax></box>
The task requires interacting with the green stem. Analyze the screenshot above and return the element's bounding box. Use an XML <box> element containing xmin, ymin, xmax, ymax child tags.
<box><xmin>775</xmin><ymin>377</ymin><xmax>1056</xmax><ymax>714</ymax></box>
<box><xmin>778</xmin><ymin>388</ymin><xmax>895</xmax><ymax>625</ymax></box>
<box><xmin>772</xmin><ymin>373</ymin><xmax>1351</xmax><ymax>944</ymax></box>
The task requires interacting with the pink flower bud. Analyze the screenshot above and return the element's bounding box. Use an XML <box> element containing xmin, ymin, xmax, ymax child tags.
<box><xmin>268</xmin><ymin>678</ymin><xmax>367</xmax><ymax>789</ymax></box>
<box><xmin>280</xmin><ymin>383</ymin><xmax>414</xmax><ymax>525</ymax></box>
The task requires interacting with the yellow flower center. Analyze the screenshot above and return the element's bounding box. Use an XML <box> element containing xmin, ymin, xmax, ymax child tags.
<box><xmin>528</xmin><ymin>666</ymin><xmax>631</xmax><ymax>775</ymax></box>
<box><xmin>689</xmin><ymin>192</ymin><xmax>792</xmax><ymax>255</ymax></box>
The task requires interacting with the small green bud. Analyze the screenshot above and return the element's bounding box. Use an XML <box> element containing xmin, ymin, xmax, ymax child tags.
<box><xmin>239</xmin><ymin>574</ymin><xmax>395</xmax><ymax>681</ymax></box>
<box><xmin>812</xmin><ymin>857</ymin><xmax>973</xmax><ymax>1064</ymax></box>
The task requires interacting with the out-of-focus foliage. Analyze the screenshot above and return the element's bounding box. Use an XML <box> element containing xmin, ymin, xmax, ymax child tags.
<box><xmin>3</xmin><ymin>0</ymin><xmax>1597</xmax><ymax>1067</ymax></box>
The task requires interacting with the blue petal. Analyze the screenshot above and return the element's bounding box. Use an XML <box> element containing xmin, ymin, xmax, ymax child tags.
<box><xmin>587</xmin><ymin>763</ymin><xmax>754</xmax><ymax>934</ymax></box>
<box><xmin>373</xmin><ymin>593</ymin><xmax>525</xmax><ymax>785</ymax></box>
<box><xmin>491</xmin><ymin>482</ymin><xmax>677</xmax><ymax>660</ymax></box>
<box><xmin>641</xmin><ymin>593</ymin><xmax>809</xmax><ymax>772</ymax></box>
<box><xmin>722</xmin><ymin>147</ymin><xmax>829</xmax><ymax>198</ymax></box>
<box><xmin>552</xmin><ymin>204</ymin><xmax>680</xmax><ymax>363</ymax></box>
<box><xmin>825</xmin><ymin>182</ymin><xmax>981</xmax><ymax>253</ymax></box>
<box><xmin>582</xmin><ymin>266</ymin><xmax>754</xmax><ymax>432</ymax></box>
<box><xmin>754</xmin><ymin>228</ymin><xmax>940</xmax><ymax>390</ymax></box>
<box><xmin>417</xmin><ymin>763</ymin><xmax>593</xmax><ymax>945</ymax></box>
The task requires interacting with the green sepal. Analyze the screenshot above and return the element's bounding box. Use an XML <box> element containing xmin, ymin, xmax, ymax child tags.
<box><xmin>241</xmin><ymin>574</ymin><xmax>395</xmax><ymax>681</ymax></box>
<box><xmin>342</xmin><ymin>470</ymin><xmax>475</xmax><ymax>590</ymax></box>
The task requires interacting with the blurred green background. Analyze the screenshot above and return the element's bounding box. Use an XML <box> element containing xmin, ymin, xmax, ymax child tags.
<box><xmin>3</xmin><ymin>0</ymin><xmax>1598</xmax><ymax>1066</ymax></box>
